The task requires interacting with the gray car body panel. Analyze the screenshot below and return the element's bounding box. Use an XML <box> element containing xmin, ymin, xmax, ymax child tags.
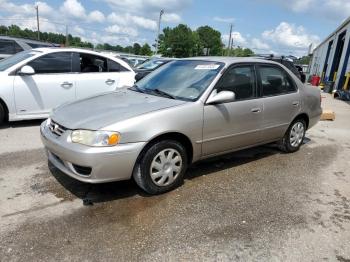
<box><xmin>52</xmin><ymin>88</ymin><xmax>187</xmax><ymax>130</ymax></box>
<box><xmin>42</xmin><ymin>57</ymin><xmax>322</xmax><ymax>183</ymax></box>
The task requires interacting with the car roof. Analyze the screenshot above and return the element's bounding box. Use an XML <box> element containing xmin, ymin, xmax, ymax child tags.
<box><xmin>182</xmin><ymin>56</ymin><xmax>282</xmax><ymax>66</ymax></box>
<box><xmin>0</xmin><ymin>36</ymin><xmax>54</xmax><ymax>45</ymax></box>
<box><xmin>32</xmin><ymin>47</ymin><xmax>133</xmax><ymax>71</ymax></box>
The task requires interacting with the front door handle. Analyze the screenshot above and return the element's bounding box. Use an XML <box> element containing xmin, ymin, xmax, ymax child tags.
<box><xmin>292</xmin><ymin>101</ymin><xmax>300</xmax><ymax>106</ymax></box>
<box><xmin>251</xmin><ymin>108</ymin><xmax>261</xmax><ymax>113</ymax></box>
<box><xmin>61</xmin><ymin>82</ymin><xmax>73</xmax><ymax>88</ymax></box>
<box><xmin>105</xmin><ymin>79</ymin><xmax>115</xmax><ymax>85</ymax></box>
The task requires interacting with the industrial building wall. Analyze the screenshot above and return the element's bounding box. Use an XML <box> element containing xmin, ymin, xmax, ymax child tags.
<box><xmin>309</xmin><ymin>19</ymin><xmax>350</xmax><ymax>90</ymax></box>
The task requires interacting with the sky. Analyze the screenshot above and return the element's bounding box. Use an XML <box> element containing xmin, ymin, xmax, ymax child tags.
<box><xmin>0</xmin><ymin>0</ymin><xmax>349</xmax><ymax>57</ymax></box>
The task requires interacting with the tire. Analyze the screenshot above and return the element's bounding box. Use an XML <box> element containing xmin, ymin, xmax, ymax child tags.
<box><xmin>133</xmin><ymin>140</ymin><xmax>188</xmax><ymax>195</ymax></box>
<box><xmin>278</xmin><ymin>118</ymin><xmax>306</xmax><ymax>153</ymax></box>
<box><xmin>0</xmin><ymin>103</ymin><xmax>5</xmax><ymax>125</ymax></box>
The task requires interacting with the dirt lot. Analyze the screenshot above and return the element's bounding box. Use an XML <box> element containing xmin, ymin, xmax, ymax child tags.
<box><xmin>1</xmin><ymin>92</ymin><xmax>350</xmax><ymax>261</ymax></box>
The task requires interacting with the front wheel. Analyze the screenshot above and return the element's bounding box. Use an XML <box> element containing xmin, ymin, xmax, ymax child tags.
<box><xmin>278</xmin><ymin>119</ymin><xmax>306</xmax><ymax>153</ymax></box>
<box><xmin>133</xmin><ymin>140</ymin><xmax>188</xmax><ymax>195</ymax></box>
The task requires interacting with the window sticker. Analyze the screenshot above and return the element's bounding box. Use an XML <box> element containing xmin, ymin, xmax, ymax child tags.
<box><xmin>194</xmin><ymin>64</ymin><xmax>220</xmax><ymax>70</ymax></box>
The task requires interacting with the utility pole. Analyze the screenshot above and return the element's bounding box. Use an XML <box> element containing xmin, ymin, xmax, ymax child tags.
<box><xmin>230</xmin><ymin>37</ymin><xmax>234</xmax><ymax>56</ymax></box>
<box><xmin>227</xmin><ymin>23</ymin><xmax>233</xmax><ymax>56</ymax></box>
<box><xmin>65</xmin><ymin>25</ymin><xmax>69</xmax><ymax>47</ymax></box>
<box><xmin>35</xmin><ymin>5</ymin><xmax>40</xmax><ymax>40</ymax></box>
<box><xmin>155</xmin><ymin>9</ymin><xmax>164</xmax><ymax>55</ymax></box>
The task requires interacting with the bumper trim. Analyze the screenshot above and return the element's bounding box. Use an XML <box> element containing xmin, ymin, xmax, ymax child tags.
<box><xmin>41</xmin><ymin>120</ymin><xmax>146</xmax><ymax>183</ymax></box>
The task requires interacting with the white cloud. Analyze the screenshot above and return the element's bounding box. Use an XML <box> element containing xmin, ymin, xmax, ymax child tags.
<box><xmin>275</xmin><ymin>0</ymin><xmax>350</xmax><ymax>20</ymax></box>
<box><xmin>108</xmin><ymin>12</ymin><xmax>157</xmax><ymax>31</ymax></box>
<box><xmin>88</xmin><ymin>10</ymin><xmax>105</xmax><ymax>23</ymax></box>
<box><xmin>213</xmin><ymin>16</ymin><xmax>235</xmax><ymax>23</ymax></box>
<box><xmin>131</xmin><ymin>15</ymin><xmax>157</xmax><ymax>30</ymax></box>
<box><xmin>103</xmin><ymin>0</ymin><xmax>191</xmax><ymax>13</ymax></box>
<box><xmin>251</xmin><ymin>38</ymin><xmax>270</xmax><ymax>50</ymax></box>
<box><xmin>222</xmin><ymin>31</ymin><xmax>247</xmax><ymax>47</ymax></box>
<box><xmin>60</xmin><ymin>0</ymin><xmax>86</xmax><ymax>19</ymax></box>
<box><xmin>72</xmin><ymin>25</ymin><xmax>85</xmax><ymax>35</ymax></box>
<box><xmin>162</xmin><ymin>13</ymin><xmax>181</xmax><ymax>23</ymax></box>
<box><xmin>105</xmin><ymin>24</ymin><xmax>138</xmax><ymax>37</ymax></box>
<box><xmin>262</xmin><ymin>22</ymin><xmax>320</xmax><ymax>49</ymax></box>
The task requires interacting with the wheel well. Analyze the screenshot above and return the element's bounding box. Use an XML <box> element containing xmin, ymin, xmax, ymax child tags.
<box><xmin>0</xmin><ymin>97</ymin><xmax>9</xmax><ymax>122</ymax></box>
<box><xmin>142</xmin><ymin>132</ymin><xmax>194</xmax><ymax>164</ymax></box>
<box><xmin>294</xmin><ymin>113</ymin><xmax>309</xmax><ymax>129</ymax></box>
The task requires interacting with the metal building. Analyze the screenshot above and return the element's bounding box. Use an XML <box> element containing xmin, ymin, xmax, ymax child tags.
<box><xmin>310</xmin><ymin>17</ymin><xmax>350</xmax><ymax>90</ymax></box>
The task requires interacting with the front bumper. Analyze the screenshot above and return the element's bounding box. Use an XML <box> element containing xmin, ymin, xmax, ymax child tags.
<box><xmin>40</xmin><ymin>120</ymin><xmax>146</xmax><ymax>183</ymax></box>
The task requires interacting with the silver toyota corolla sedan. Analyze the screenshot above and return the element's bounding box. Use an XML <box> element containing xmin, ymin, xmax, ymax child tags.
<box><xmin>41</xmin><ymin>57</ymin><xmax>322</xmax><ymax>194</ymax></box>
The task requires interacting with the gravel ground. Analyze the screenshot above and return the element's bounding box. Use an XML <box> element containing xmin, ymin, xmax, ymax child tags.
<box><xmin>0</xmin><ymin>92</ymin><xmax>349</xmax><ymax>262</ymax></box>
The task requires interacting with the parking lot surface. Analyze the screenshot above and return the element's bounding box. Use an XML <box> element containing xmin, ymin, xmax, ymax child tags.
<box><xmin>1</xmin><ymin>93</ymin><xmax>350</xmax><ymax>261</ymax></box>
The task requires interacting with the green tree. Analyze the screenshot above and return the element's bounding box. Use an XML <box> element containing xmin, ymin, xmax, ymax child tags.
<box><xmin>140</xmin><ymin>43</ymin><xmax>152</xmax><ymax>56</ymax></box>
<box><xmin>196</xmin><ymin>26</ymin><xmax>223</xmax><ymax>56</ymax></box>
<box><xmin>224</xmin><ymin>46</ymin><xmax>254</xmax><ymax>57</ymax></box>
<box><xmin>124</xmin><ymin>45</ymin><xmax>133</xmax><ymax>53</ymax></box>
<box><xmin>158</xmin><ymin>24</ymin><xmax>199</xmax><ymax>58</ymax></box>
<box><xmin>297</xmin><ymin>56</ymin><xmax>311</xmax><ymax>65</ymax></box>
<box><xmin>133</xmin><ymin>43</ymin><xmax>141</xmax><ymax>55</ymax></box>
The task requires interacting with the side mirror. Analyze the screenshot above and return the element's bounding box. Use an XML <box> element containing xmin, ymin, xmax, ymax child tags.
<box><xmin>18</xmin><ymin>65</ymin><xmax>35</xmax><ymax>76</ymax></box>
<box><xmin>206</xmin><ymin>90</ymin><xmax>235</xmax><ymax>105</ymax></box>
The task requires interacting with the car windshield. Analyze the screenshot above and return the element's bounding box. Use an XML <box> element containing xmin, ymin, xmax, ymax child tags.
<box><xmin>137</xmin><ymin>59</ymin><xmax>167</xmax><ymax>70</ymax></box>
<box><xmin>135</xmin><ymin>60</ymin><xmax>224</xmax><ymax>101</ymax></box>
<box><xmin>0</xmin><ymin>50</ymin><xmax>40</xmax><ymax>71</ymax></box>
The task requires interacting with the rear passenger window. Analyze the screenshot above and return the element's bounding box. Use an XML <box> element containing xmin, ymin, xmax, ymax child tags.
<box><xmin>216</xmin><ymin>66</ymin><xmax>255</xmax><ymax>100</ymax></box>
<box><xmin>0</xmin><ymin>40</ymin><xmax>23</xmax><ymax>54</ymax></box>
<box><xmin>28</xmin><ymin>52</ymin><xmax>72</xmax><ymax>74</ymax></box>
<box><xmin>108</xmin><ymin>59</ymin><xmax>129</xmax><ymax>72</ymax></box>
<box><xmin>259</xmin><ymin>66</ymin><xmax>296</xmax><ymax>96</ymax></box>
<box><xmin>80</xmin><ymin>53</ymin><xmax>107</xmax><ymax>73</ymax></box>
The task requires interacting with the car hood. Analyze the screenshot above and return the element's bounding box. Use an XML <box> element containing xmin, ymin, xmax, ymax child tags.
<box><xmin>52</xmin><ymin>89</ymin><xmax>187</xmax><ymax>130</ymax></box>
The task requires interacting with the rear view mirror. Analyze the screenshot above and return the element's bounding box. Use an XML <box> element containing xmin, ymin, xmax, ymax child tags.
<box><xmin>18</xmin><ymin>65</ymin><xmax>35</xmax><ymax>76</ymax></box>
<box><xmin>206</xmin><ymin>90</ymin><xmax>235</xmax><ymax>105</ymax></box>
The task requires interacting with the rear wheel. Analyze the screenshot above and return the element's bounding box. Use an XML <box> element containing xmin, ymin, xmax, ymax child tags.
<box><xmin>133</xmin><ymin>140</ymin><xmax>188</xmax><ymax>195</ymax></box>
<box><xmin>279</xmin><ymin>119</ymin><xmax>306</xmax><ymax>153</ymax></box>
<box><xmin>0</xmin><ymin>103</ymin><xmax>5</xmax><ymax>125</ymax></box>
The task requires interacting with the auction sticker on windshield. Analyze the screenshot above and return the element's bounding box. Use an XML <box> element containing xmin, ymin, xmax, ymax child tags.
<box><xmin>194</xmin><ymin>64</ymin><xmax>220</xmax><ymax>70</ymax></box>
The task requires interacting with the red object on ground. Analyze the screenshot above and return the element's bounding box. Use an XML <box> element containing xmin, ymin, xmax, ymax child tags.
<box><xmin>311</xmin><ymin>75</ymin><xmax>321</xmax><ymax>86</ymax></box>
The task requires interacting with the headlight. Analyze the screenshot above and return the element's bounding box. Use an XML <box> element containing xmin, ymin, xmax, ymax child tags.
<box><xmin>71</xmin><ymin>130</ymin><xmax>120</xmax><ymax>147</ymax></box>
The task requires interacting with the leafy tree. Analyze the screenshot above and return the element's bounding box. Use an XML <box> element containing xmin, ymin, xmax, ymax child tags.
<box><xmin>158</xmin><ymin>24</ymin><xmax>198</xmax><ymax>58</ymax></box>
<box><xmin>196</xmin><ymin>26</ymin><xmax>223</xmax><ymax>56</ymax></box>
<box><xmin>224</xmin><ymin>46</ymin><xmax>254</xmax><ymax>57</ymax></box>
<box><xmin>140</xmin><ymin>43</ymin><xmax>152</xmax><ymax>56</ymax></box>
<box><xmin>124</xmin><ymin>45</ymin><xmax>133</xmax><ymax>53</ymax></box>
<box><xmin>133</xmin><ymin>43</ymin><xmax>141</xmax><ymax>55</ymax></box>
<box><xmin>297</xmin><ymin>56</ymin><xmax>311</xmax><ymax>65</ymax></box>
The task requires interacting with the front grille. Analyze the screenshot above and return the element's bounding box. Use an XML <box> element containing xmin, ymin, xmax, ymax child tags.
<box><xmin>49</xmin><ymin>120</ymin><xmax>67</xmax><ymax>137</ymax></box>
<box><xmin>72</xmin><ymin>164</ymin><xmax>92</xmax><ymax>176</ymax></box>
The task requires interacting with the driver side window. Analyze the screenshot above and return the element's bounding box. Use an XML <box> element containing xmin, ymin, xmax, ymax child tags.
<box><xmin>216</xmin><ymin>66</ymin><xmax>255</xmax><ymax>100</ymax></box>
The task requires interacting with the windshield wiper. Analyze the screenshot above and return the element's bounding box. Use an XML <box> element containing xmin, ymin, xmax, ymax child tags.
<box><xmin>129</xmin><ymin>84</ymin><xmax>145</xmax><ymax>93</ymax></box>
<box><xmin>152</xmin><ymin>89</ymin><xmax>176</xmax><ymax>99</ymax></box>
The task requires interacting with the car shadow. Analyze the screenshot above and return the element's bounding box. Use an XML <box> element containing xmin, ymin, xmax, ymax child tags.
<box><xmin>48</xmin><ymin>162</ymin><xmax>146</xmax><ymax>205</ymax></box>
<box><xmin>48</xmin><ymin>139</ymin><xmax>304</xmax><ymax>205</ymax></box>
<box><xmin>0</xmin><ymin>119</ymin><xmax>44</xmax><ymax>129</ymax></box>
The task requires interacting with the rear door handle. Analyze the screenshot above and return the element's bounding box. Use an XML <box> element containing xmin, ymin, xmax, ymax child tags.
<box><xmin>251</xmin><ymin>108</ymin><xmax>261</xmax><ymax>113</ymax></box>
<box><xmin>105</xmin><ymin>79</ymin><xmax>115</xmax><ymax>85</ymax></box>
<box><xmin>292</xmin><ymin>101</ymin><xmax>300</xmax><ymax>106</ymax></box>
<box><xmin>61</xmin><ymin>82</ymin><xmax>73</xmax><ymax>88</ymax></box>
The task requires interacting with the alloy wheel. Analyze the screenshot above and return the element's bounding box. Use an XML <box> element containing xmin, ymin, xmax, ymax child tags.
<box><xmin>290</xmin><ymin>122</ymin><xmax>305</xmax><ymax>147</ymax></box>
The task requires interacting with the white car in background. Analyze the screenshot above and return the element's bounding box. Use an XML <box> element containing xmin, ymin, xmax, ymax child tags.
<box><xmin>0</xmin><ymin>48</ymin><xmax>135</xmax><ymax>124</ymax></box>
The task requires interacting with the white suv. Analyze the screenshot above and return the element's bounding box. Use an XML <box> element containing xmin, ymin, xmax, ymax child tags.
<box><xmin>0</xmin><ymin>48</ymin><xmax>135</xmax><ymax>124</ymax></box>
